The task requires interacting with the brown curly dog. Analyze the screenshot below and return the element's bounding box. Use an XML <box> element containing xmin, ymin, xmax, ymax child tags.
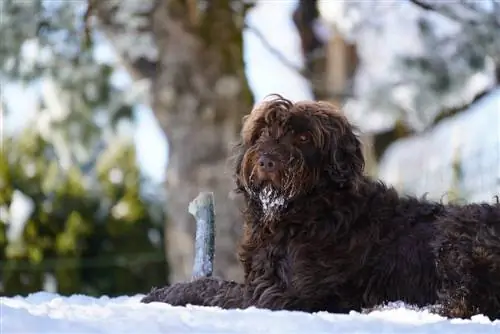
<box><xmin>142</xmin><ymin>95</ymin><xmax>500</xmax><ymax>320</ymax></box>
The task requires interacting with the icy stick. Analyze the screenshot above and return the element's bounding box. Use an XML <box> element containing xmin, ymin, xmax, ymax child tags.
<box><xmin>188</xmin><ymin>191</ymin><xmax>215</xmax><ymax>279</ymax></box>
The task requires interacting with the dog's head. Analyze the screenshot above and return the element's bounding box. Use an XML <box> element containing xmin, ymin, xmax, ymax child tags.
<box><xmin>233</xmin><ymin>95</ymin><xmax>365</xmax><ymax>213</ymax></box>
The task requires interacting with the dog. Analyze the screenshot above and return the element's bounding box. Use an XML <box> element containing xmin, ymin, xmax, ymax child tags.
<box><xmin>142</xmin><ymin>95</ymin><xmax>500</xmax><ymax>320</ymax></box>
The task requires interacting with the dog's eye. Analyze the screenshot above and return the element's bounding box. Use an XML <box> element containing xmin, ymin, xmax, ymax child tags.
<box><xmin>296</xmin><ymin>133</ymin><xmax>310</xmax><ymax>143</ymax></box>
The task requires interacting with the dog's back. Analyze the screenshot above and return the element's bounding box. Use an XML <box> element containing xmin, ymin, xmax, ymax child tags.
<box><xmin>363</xmin><ymin>182</ymin><xmax>500</xmax><ymax>319</ymax></box>
<box><xmin>351</xmin><ymin>182</ymin><xmax>445</xmax><ymax>309</ymax></box>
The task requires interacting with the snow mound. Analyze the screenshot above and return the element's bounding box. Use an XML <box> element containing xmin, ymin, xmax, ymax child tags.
<box><xmin>2</xmin><ymin>292</ymin><xmax>500</xmax><ymax>333</ymax></box>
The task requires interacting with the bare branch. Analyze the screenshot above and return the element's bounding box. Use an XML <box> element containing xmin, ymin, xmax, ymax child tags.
<box><xmin>244</xmin><ymin>23</ymin><xmax>307</xmax><ymax>77</ymax></box>
<box><xmin>244</xmin><ymin>23</ymin><xmax>355</xmax><ymax>100</ymax></box>
<box><xmin>408</xmin><ymin>0</ymin><xmax>480</xmax><ymax>25</ymax></box>
<box><xmin>83</xmin><ymin>0</ymin><xmax>95</xmax><ymax>48</ymax></box>
<box><xmin>408</xmin><ymin>0</ymin><xmax>434</xmax><ymax>11</ymax></box>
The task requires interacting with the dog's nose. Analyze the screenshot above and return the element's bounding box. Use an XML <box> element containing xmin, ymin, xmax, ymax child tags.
<box><xmin>257</xmin><ymin>155</ymin><xmax>278</xmax><ymax>173</ymax></box>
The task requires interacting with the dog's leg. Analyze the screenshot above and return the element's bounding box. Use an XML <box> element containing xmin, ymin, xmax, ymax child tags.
<box><xmin>141</xmin><ymin>277</ymin><xmax>245</xmax><ymax>309</ymax></box>
<box><xmin>250</xmin><ymin>289</ymin><xmax>303</xmax><ymax>311</ymax></box>
<box><xmin>437</xmin><ymin>280</ymin><xmax>475</xmax><ymax>319</ymax></box>
<box><xmin>242</xmin><ymin>282</ymin><xmax>338</xmax><ymax>313</ymax></box>
<box><xmin>434</xmin><ymin>242</ymin><xmax>477</xmax><ymax>319</ymax></box>
<box><xmin>434</xmin><ymin>214</ymin><xmax>500</xmax><ymax>320</ymax></box>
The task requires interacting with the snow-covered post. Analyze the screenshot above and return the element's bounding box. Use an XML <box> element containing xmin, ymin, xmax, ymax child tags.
<box><xmin>188</xmin><ymin>192</ymin><xmax>216</xmax><ymax>279</ymax></box>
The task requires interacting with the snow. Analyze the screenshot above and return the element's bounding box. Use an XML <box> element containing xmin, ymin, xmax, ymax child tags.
<box><xmin>2</xmin><ymin>292</ymin><xmax>500</xmax><ymax>334</ymax></box>
<box><xmin>259</xmin><ymin>185</ymin><xmax>286</xmax><ymax>219</ymax></box>
<box><xmin>378</xmin><ymin>87</ymin><xmax>500</xmax><ymax>202</ymax></box>
<box><xmin>103</xmin><ymin>0</ymin><xmax>158</xmax><ymax>62</ymax></box>
<box><xmin>318</xmin><ymin>0</ymin><xmax>497</xmax><ymax>134</ymax></box>
<box><xmin>317</xmin><ymin>0</ymin><xmax>500</xmax><ymax>201</ymax></box>
<box><xmin>4</xmin><ymin>190</ymin><xmax>34</xmax><ymax>242</ymax></box>
<box><xmin>2</xmin><ymin>83</ymin><xmax>40</xmax><ymax>136</ymax></box>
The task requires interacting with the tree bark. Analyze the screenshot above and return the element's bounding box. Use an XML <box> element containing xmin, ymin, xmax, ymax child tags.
<box><xmin>93</xmin><ymin>0</ymin><xmax>253</xmax><ymax>283</ymax></box>
<box><xmin>292</xmin><ymin>0</ymin><xmax>328</xmax><ymax>100</ymax></box>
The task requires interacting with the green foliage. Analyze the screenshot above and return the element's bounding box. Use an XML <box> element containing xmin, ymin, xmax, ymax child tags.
<box><xmin>0</xmin><ymin>0</ymin><xmax>169</xmax><ymax>297</ymax></box>
<box><xmin>0</xmin><ymin>129</ymin><xmax>168</xmax><ymax>297</ymax></box>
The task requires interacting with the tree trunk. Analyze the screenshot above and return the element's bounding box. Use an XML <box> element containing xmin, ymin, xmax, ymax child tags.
<box><xmin>292</xmin><ymin>0</ymin><xmax>328</xmax><ymax>100</ymax></box>
<box><xmin>93</xmin><ymin>0</ymin><xmax>253</xmax><ymax>283</ymax></box>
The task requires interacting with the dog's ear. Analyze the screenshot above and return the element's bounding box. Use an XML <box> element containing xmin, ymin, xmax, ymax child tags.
<box><xmin>325</xmin><ymin>121</ymin><xmax>365</xmax><ymax>189</ymax></box>
<box><xmin>230</xmin><ymin>140</ymin><xmax>247</xmax><ymax>194</ymax></box>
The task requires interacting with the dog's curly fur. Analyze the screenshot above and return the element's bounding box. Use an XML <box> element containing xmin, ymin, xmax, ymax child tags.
<box><xmin>142</xmin><ymin>96</ymin><xmax>500</xmax><ymax>319</ymax></box>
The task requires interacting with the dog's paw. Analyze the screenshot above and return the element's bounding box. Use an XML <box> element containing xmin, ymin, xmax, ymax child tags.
<box><xmin>144</xmin><ymin>282</ymin><xmax>193</xmax><ymax>306</ymax></box>
<box><xmin>141</xmin><ymin>278</ymin><xmax>222</xmax><ymax>307</ymax></box>
<box><xmin>141</xmin><ymin>285</ymin><xmax>175</xmax><ymax>304</ymax></box>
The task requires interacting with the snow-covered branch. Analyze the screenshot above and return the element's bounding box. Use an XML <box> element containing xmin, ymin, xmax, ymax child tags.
<box><xmin>244</xmin><ymin>23</ymin><xmax>307</xmax><ymax>78</ymax></box>
<box><xmin>409</xmin><ymin>0</ymin><xmax>500</xmax><ymax>28</ymax></box>
<box><xmin>318</xmin><ymin>0</ymin><xmax>499</xmax><ymax>133</ymax></box>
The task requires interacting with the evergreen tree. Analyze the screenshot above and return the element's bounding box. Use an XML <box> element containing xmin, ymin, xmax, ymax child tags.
<box><xmin>1</xmin><ymin>0</ymin><xmax>168</xmax><ymax>296</ymax></box>
<box><xmin>0</xmin><ymin>127</ymin><xmax>167</xmax><ymax>297</ymax></box>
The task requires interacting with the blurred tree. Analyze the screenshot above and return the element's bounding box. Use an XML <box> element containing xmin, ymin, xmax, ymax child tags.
<box><xmin>0</xmin><ymin>0</ymin><xmax>140</xmax><ymax>187</ymax></box>
<box><xmin>0</xmin><ymin>0</ymin><xmax>167</xmax><ymax>295</ymax></box>
<box><xmin>91</xmin><ymin>0</ymin><xmax>254</xmax><ymax>282</ymax></box>
<box><xmin>325</xmin><ymin>0</ymin><xmax>500</xmax><ymax>132</ymax></box>
<box><xmin>292</xmin><ymin>0</ymin><xmax>328</xmax><ymax>100</ymax></box>
<box><xmin>1</xmin><ymin>0</ymin><xmax>255</xmax><ymax>283</ymax></box>
<box><xmin>404</xmin><ymin>0</ymin><xmax>500</xmax><ymax>125</ymax></box>
<box><xmin>0</xmin><ymin>127</ymin><xmax>167</xmax><ymax>297</ymax></box>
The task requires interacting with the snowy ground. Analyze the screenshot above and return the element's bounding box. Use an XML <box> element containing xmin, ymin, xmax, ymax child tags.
<box><xmin>2</xmin><ymin>292</ymin><xmax>500</xmax><ymax>334</ymax></box>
